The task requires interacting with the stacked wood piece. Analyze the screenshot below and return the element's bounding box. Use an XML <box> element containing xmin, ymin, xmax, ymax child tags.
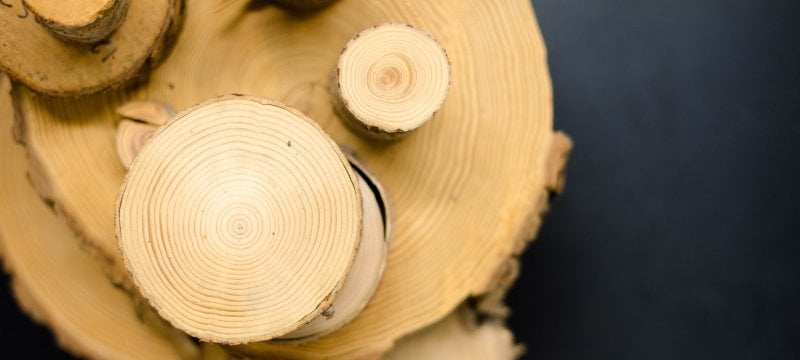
<box><xmin>0</xmin><ymin>0</ymin><xmax>572</xmax><ymax>358</ymax></box>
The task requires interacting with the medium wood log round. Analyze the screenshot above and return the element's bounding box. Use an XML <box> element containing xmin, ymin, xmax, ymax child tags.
<box><xmin>0</xmin><ymin>0</ymin><xmax>180</xmax><ymax>96</ymax></box>
<box><xmin>333</xmin><ymin>23</ymin><xmax>450</xmax><ymax>140</ymax></box>
<box><xmin>14</xmin><ymin>0</ymin><xmax>572</xmax><ymax>358</ymax></box>
<box><xmin>118</xmin><ymin>96</ymin><xmax>363</xmax><ymax>344</ymax></box>
<box><xmin>22</xmin><ymin>0</ymin><xmax>130</xmax><ymax>43</ymax></box>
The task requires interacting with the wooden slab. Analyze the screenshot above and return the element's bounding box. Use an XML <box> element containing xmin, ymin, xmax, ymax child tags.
<box><xmin>13</xmin><ymin>0</ymin><xmax>571</xmax><ymax>357</ymax></box>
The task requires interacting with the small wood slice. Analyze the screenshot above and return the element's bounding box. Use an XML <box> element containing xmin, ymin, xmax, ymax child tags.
<box><xmin>333</xmin><ymin>23</ymin><xmax>451</xmax><ymax>140</ymax></box>
<box><xmin>22</xmin><ymin>0</ymin><xmax>130</xmax><ymax>43</ymax></box>
<box><xmin>115</xmin><ymin>119</ymin><xmax>155</xmax><ymax>169</ymax></box>
<box><xmin>0</xmin><ymin>0</ymin><xmax>179</xmax><ymax>96</ymax></box>
<box><xmin>3</xmin><ymin>74</ymin><xmax>516</xmax><ymax>359</ymax></box>
<box><xmin>117</xmin><ymin>96</ymin><xmax>362</xmax><ymax>344</ymax></box>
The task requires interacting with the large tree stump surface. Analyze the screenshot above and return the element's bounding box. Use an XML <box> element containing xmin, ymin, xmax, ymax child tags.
<box><xmin>13</xmin><ymin>0</ymin><xmax>571</xmax><ymax>357</ymax></box>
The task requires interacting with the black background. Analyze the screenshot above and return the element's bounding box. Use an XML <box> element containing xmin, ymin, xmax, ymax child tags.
<box><xmin>2</xmin><ymin>0</ymin><xmax>799</xmax><ymax>358</ymax></box>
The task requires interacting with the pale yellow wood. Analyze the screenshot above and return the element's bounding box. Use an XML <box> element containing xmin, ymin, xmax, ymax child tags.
<box><xmin>14</xmin><ymin>0</ymin><xmax>571</xmax><ymax>357</ymax></box>
<box><xmin>22</xmin><ymin>0</ymin><xmax>129</xmax><ymax>43</ymax></box>
<box><xmin>386</xmin><ymin>305</ymin><xmax>521</xmax><ymax>360</ymax></box>
<box><xmin>0</xmin><ymin>75</ymin><xmax>185</xmax><ymax>360</ymax></box>
<box><xmin>115</xmin><ymin>119</ymin><xmax>155</xmax><ymax>169</ymax></box>
<box><xmin>334</xmin><ymin>23</ymin><xmax>450</xmax><ymax>140</ymax></box>
<box><xmin>0</xmin><ymin>0</ymin><xmax>180</xmax><ymax>96</ymax></box>
<box><xmin>118</xmin><ymin>96</ymin><xmax>363</xmax><ymax>344</ymax></box>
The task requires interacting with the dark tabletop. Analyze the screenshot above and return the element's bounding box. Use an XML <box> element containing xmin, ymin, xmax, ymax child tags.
<box><xmin>507</xmin><ymin>0</ymin><xmax>800</xmax><ymax>359</ymax></box>
<box><xmin>2</xmin><ymin>0</ymin><xmax>799</xmax><ymax>358</ymax></box>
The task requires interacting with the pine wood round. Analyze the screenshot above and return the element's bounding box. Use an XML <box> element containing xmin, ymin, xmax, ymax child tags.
<box><xmin>22</xmin><ymin>0</ymin><xmax>130</xmax><ymax>43</ymax></box>
<box><xmin>0</xmin><ymin>0</ymin><xmax>180</xmax><ymax>96</ymax></box>
<box><xmin>118</xmin><ymin>96</ymin><xmax>364</xmax><ymax>343</ymax></box>
<box><xmin>333</xmin><ymin>23</ymin><xmax>450</xmax><ymax>140</ymax></box>
<box><xmin>14</xmin><ymin>0</ymin><xmax>571</xmax><ymax>357</ymax></box>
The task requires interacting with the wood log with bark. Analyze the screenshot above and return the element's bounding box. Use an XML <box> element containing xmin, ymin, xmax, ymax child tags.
<box><xmin>1</xmin><ymin>0</ymin><xmax>572</xmax><ymax>358</ymax></box>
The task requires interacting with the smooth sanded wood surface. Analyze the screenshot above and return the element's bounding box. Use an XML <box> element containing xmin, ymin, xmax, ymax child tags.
<box><xmin>14</xmin><ymin>0</ymin><xmax>570</xmax><ymax>357</ymax></box>
<box><xmin>333</xmin><ymin>23</ymin><xmax>450</xmax><ymax>139</ymax></box>
<box><xmin>115</xmin><ymin>119</ymin><xmax>155</xmax><ymax>169</ymax></box>
<box><xmin>0</xmin><ymin>0</ymin><xmax>179</xmax><ymax>96</ymax></box>
<box><xmin>118</xmin><ymin>96</ymin><xmax>362</xmax><ymax>344</ymax></box>
<box><xmin>22</xmin><ymin>0</ymin><xmax>129</xmax><ymax>43</ymax></box>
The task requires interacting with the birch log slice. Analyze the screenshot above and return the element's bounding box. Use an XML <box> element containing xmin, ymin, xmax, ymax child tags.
<box><xmin>14</xmin><ymin>0</ymin><xmax>572</xmax><ymax>357</ymax></box>
<box><xmin>0</xmin><ymin>0</ymin><xmax>180</xmax><ymax>96</ymax></box>
<box><xmin>21</xmin><ymin>0</ymin><xmax>130</xmax><ymax>43</ymax></box>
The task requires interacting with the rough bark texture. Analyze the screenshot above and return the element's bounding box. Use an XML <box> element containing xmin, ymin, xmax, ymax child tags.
<box><xmin>0</xmin><ymin>0</ymin><xmax>182</xmax><ymax>96</ymax></box>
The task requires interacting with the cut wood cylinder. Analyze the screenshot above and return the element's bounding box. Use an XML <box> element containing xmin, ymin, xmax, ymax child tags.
<box><xmin>333</xmin><ymin>23</ymin><xmax>451</xmax><ymax>140</ymax></box>
<box><xmin>22</xmin><ymin>0</ymin><xmax>130</xmax><ymax>43</ymax></box>
<box><xmin>0</xmin><ymin>0</ymin><xmax>180</xmax><ymax>96</ymax></box>
<box><xmin>116</xmin><ymin>96</ymin><xmax>389</xmax><ymax>344</ymax></box>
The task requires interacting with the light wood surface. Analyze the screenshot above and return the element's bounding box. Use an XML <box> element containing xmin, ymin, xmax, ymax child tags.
<box><xmin>0</xmin><ymin>75</ymin><xmax>187</xmax><ymax>360</ymax></box>
<box><xmin>22</xmin><ymin>0</ymin><xmax>130</xmax><ymax>43</ymax></box>
<box><xmin>117</xmin><ymin>96</ymin><xmax>363</xmax><ymax>344</ymax></box>
<box><xmin>333</xmin><ymin>23</ymin><xmax>450</xmax><ymax>140</ymax></box>
<box><xmin>270</xmin><ymin>0</ymin><xmax>338</xmax><ymax>11</ymax></box>
<box><xmin>281</xmin><ymin>152</ymin><xmax>391</xmax><ymax>341</ymax></box>
<box><xmin>386</xmin><ymin>305</ymin><xmax>520</xmax><ymax>360</ymax></box>
<box><xmin>0</xmin><ymin>0</ymin><xmax>180</xmax><ymax>96</ymax></box>
<box><xmin>115</xmin><ymin>119</ymin><xmax>155</xmax><ymax>169</ymax></box>
<box><xmin>13</xmin><ymin>0</ymin><xmax>571</xmax><ymax>357</ymax></box>
<box><xmin>4</xmin><ymin>75</ymin><xmax>507</xmax><ymax>359</ymax></box>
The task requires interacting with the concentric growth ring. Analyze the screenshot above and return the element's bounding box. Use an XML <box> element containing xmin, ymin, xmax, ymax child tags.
<box><xmin>333</xmin><ymin>23</ymin><xmax>451</xmax><ymax>140</ymax></box>
<box><xmin>116</xmin><ymin>96</ymin><xmax>362</xmax><ymax>344</ymax></box>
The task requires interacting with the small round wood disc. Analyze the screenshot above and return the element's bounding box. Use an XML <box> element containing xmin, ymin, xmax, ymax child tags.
<box><xmin>117</xmin><ymin>96</ymin><xmax>362</xmax><ymax>344</ymax></box>
<box><xmin>335</xmin><ymin>24</ymin><xmax>450</xmax><ymax>139</ymax></box>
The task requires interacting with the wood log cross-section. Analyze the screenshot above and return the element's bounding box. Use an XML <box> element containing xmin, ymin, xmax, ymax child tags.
<box><xmin>117</xmin><ymin>96</ymin><xmax>390</xmax><ymax>344</ymax></box>
<box><xmin>0</xmin><ymin>75</ymin><xmax>519</xmax><ymax>359</ymax></box>
<box><xmin>12</xmin><ymin>0</ymin><xmax>572</xmax><ymax>358</ymax></box>
<box><xmin>332</xmin><ymin>23</ymin><xmax>451</xmax><ymax>140</ymax></box>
